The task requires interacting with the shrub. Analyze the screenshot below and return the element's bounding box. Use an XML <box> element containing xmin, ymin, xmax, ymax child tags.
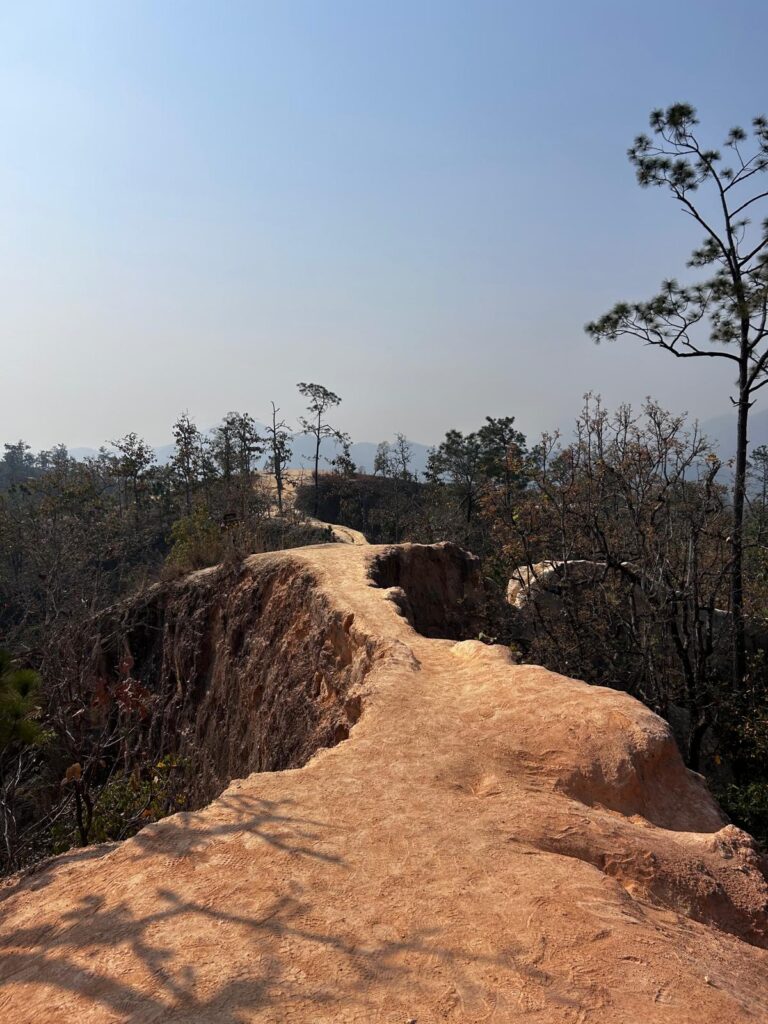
<box><xmin>165</xmin><ymin>508</ymin><xmax>226</xmax><ymax>573</ymax></box>
<box><xmin>0</xmin><ymin>650</ymin><xmax>45</xmax><ymax>751</ymax></box>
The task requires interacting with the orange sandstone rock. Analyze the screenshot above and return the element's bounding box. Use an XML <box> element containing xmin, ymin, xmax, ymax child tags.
<box><xmin>1</xmin><ymin>543</ymin><xmax>766</xmax><ymax>1023</ymax></box>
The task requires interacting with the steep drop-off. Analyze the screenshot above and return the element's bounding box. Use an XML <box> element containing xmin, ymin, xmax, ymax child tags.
<box><xmin>1</xmin><ymin>542</ymin><xmax>767</xmax><ymax>1023</ymax></box>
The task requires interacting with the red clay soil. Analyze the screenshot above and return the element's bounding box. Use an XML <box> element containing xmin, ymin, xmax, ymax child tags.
<box><xmin>1</xmin><ymin>543</ymin><xmax>768</xmax><ymax>1023</ymax></box>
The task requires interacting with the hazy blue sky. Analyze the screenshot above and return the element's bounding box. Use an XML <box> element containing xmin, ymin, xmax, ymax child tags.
<box><xmin>1</xmin><ymin>0</ymin><xmax>767</xmax><ymax>450</ymax></box>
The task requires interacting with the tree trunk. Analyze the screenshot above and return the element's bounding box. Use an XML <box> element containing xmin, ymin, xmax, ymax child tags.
<box><xmin>732</xmin><ymin>373</ymin><xmax>749</xmax><ymax>688</ymax></box>
<box><xmin>313</xmin><ymin>430</ymin><xmax>321</xmax><ymax>517</ymax></box>
<box><xmin>686</xmin><ymin>714</ymin><xmax>709</xmax><ymax>774</ymax></box>
<box><xmin>276</xmin><ymin>468</ymin><xmax>283</xmax><ymax>515</ymax></box>
<box><xmin>271</xmin><ymin>408</ymin><xmax>284</xmax><ymax>516</ymax></box>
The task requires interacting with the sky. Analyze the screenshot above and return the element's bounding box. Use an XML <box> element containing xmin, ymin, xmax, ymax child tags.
<box><xmin>1</xmin><ymin>0</ymin><xmax>767</xmax><ymax>451</ymax></box>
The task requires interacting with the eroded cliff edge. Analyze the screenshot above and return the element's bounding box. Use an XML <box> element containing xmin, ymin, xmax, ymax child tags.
<box><xmin>1</xmin><ymin>542</ymin><xmax>767</xmax><ymax>1023</ymax></box>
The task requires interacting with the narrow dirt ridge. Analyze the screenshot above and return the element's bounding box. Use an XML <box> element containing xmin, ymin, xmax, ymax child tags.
<box><xmin>1</xmin><ymin>542</ymin><xmax>767</xmax><ymax>1023</ymax></box>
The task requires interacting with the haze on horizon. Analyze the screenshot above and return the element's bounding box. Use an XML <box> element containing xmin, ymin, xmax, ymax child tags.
<box><xmin>1</xmin><ymin>0</ymin><xmax>766</xmax><ymax>452</ymax></box>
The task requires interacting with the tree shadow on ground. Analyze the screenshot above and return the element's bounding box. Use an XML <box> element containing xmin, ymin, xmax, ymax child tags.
<box><xmin>0</xmin><ymin>792</ymin><xmax>593</xmax><ymax>1021</ymax></box>
<box><xmin>128</xmin><ymin>790</ymin><xmax>348</xmax><ymax>865</ymax></box>
<box><xmin>0</xmin><ymin>843</ymin><xmax>118</xmax><ymax>905</ymax></box>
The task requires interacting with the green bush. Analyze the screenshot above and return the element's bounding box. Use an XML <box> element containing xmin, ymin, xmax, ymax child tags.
<box><xmin>50</xmin><ymin>756</ymin><xmax>189</xmax><ymax>853</ymax></box>
<box><xmin>0</xmin><ymin>650</ymin><xmax>46</xmax><ymax>751</ymax></box>
<box><xmin>166</xmin><ymin>508</ymin><xmax>226</xmax><ymax>573</ymax></box>
<box><xmin>716</xmin><ymin>781</ymin><xmax>768</xmax><ymax>850</ymax></box>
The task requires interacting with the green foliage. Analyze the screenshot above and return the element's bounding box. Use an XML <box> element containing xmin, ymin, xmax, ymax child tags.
<box><xmin>166</xmin><ymin>507</ymin><xmax>225</xmax><ymax>572</ymax></box>
<box><xmin>428</xmin><ymin>419</ymin><xmax>527</xmax><ymax>495</ymax></box>
<box><xmin>424</xmin><ymin>419</ymin><xmax>529</xmax><ymax>551</ymax></box>
<box><xmin>89</xmin><ymin>757</ymin><xmax>188</xmax><ymax>844</ymax></box>
<box><xmin>297</xmin><ymin>382</ymin><xmax>345</xmax><ymax>515</ymax></box>
<box><xmin>252</xmin><ymin>520</ymin><xmax>334</xmax><ymax>551</ymax></box>
<box><xmin>327</xmin><ymin>435</ymin><xmax>356</xmax><ymax>477</ymax></box>
<box><xmin>294</xmin><ymin>474</ymin><xmax>422</xmax><ymax>543</ymax></box>
<box><xmin>0</xmin><ymin>650</ymin><xmax>45</xmax><ymax>751</ymax></box>
<box><xmin>715</xmin><ymin>657</ymin><xmax>768</xmax><ymax>838</ymax></box>
<box><xmin>297</xmin><ymin>381</ymin><xmax>341</xmax><ymax>419</ymax></box>
<box><xmin>716</xmin><ymin>782</ymin><xmax>768</xmax><ymax>850</ymax></box>
<box><xmin>49</xmin><ymin>757</ymin><xmax>189</xmax><ymax>853</ymax></box>
<box><xmin>0</xmin><ymin>441</ymin><xmax>38</xmax><ymax>488</ymax></box>
<box><xmin>171</xmin><ymin>412</ymin><xmax>206</xmax><ymax>513</ymax></box>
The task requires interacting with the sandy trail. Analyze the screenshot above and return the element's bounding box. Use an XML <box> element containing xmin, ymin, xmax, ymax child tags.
<box><xmin>1</xmin><ymin>543</ymin><xmax>767</xmax><ymax>1023</ymax></box>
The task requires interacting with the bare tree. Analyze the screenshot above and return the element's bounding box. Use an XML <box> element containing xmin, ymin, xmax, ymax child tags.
<box><xmin>496</xmin><ymin>397</ymin><xmax>730</xmax><ymax>767</ymax></box>
<box><xmin>373</xmin><ymin>441</ymin><xmax>392</xmax><ymax>477</ymax></box>
<box><xmin>264</xmin><ymin>402</ymin><xmax>292</xmax><ymax>515</ymax></box>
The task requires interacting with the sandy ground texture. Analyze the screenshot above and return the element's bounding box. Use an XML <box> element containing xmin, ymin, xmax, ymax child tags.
<box><xmin>1</xmin><ymin>542</ymin><xmax>768</xmax><ymax>1023</ymax></box>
